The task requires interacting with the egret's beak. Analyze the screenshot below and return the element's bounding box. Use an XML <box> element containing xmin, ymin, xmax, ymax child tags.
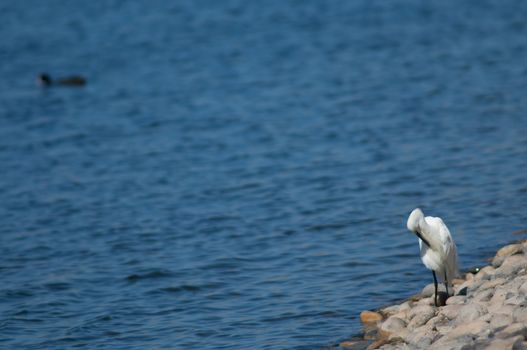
<box><xmin>414</xmin><ymin>231</ymin><xmax>430</xmax><ymax>247</ymax></box>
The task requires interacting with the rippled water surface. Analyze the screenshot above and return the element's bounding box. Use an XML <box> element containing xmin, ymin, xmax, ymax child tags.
<box><xmin>2</xmin><ymin>1</ymin><xmax>527</xmax><ymax>349</ymax></box>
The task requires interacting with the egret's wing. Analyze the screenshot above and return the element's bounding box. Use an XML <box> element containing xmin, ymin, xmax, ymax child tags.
<box><xmin>425</xmin><ymin>216</ymin><xmax>459</xmax><ymax>280</ymax></box>
<box><xmin>434</xmin><ymin>217</ymin><xmax>459</xmax><ymax>279</ymax></box>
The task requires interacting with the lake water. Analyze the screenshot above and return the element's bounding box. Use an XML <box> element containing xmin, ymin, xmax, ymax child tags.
<box><xmin>1</xmin><ymin>1</ymin><xmax>527</xmax><ymax>349</ymax></box>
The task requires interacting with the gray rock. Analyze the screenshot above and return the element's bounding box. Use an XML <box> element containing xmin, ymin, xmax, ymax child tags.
<box><xmin>399</xmin><ymin>301</ymin><xmax>412</xmax><ymax>312</ymax></box>
<box><xmin>426</xmin><ymin>313</ymin><xmax>448</xmax><ymax>328</ymax></box>
<box><xmin>520</xmin><ymin>281</ymin><xmax>527</xmax><ymax>296</ymax></box>
<box><xmin>417</xmin><ymin>297</ymin><xmax>433</xmax><ymax>306</ymax></box>
<box><xmin>380</xmin><ymin>316</ymin><xmax>407</xmax><ymax>337</ymax></box>
<box><xmin>478</xmin><ymin>313</ymin><xmax>492</xmax><ymax>323</ymax></box>
<box><xmin>487</xmin><ymin>289</ymin><xmax>508</xmax><ymax>312</ymax></box>
<box><xmin>382</xmin><ymin>305</ymin><xmax>401</xmax><ymax>317</ymax></box>
<box><xmin>489</xmin><ymin>313</ymin><xmax>512</xmax><ymax>330</ymax></box>
<box><xmin>446</xmin><ymin>295</ymin><xmax>467</xmax><ymax>305</ymax></box>
<box><xmin>479</xmin><ymin>278</ymin><xmax>506</xmax><ymax>291</ymax></box>
<box><xmin>429</xmin><ymin>336</ymin><xmax>475</xmax><ymax>350</ymax></box>
<box><xmin>392</xmin><ymin>310</ymin><xmax>410</xmax><ymax>322</ymax></box>
<box><xmin>505</xmin><ymin>295</ymin><xmax>526</xmax><ymax>306</ymax></box>
<box><xmin>388</xmin><ymin>327</ymin><xmax>409</xmax><ymax>342</ymax></box>
<box><xmin>513</xmin><ymin>307</ymin><xmax>527</xmax><ymax>323</ymax></box>
<box><xmin>496</xmin><ymin>243</ymin><xmax>523</xmax><ymax>257</ymax></box>
<box><xmin>492</xmin><ymin>304</ymin><xmax>516</xmax><ymax>316</ymax></box>
<box><xmin>491</xmin><ymin>255</ymin><xmax>505</xmax><ymax>268</ymax></box>
<box><xmin>506</xmin><ymin>276</ymin><xmax>527</xmax><ymax>292</ymax></box>
<box><xmin>409</xmin><ymin>305</ymin><xmax>435</xmax><ymax>320</ymax></box>
<box><xmin>436</xmin><ymin>324</ymin><xmax>453</xmax><ymax>336</ymax></box>
<box><xmin>496</xmin><ymin>323</ymin><xmax>527</xmax><ymax>339</ymax></box>
<box><xmin>495</xmin><ymin>255</ymin><xmax>527</xmax><ymax>277</ymax></box>
<box><xmin>382</xmin><ymin>343</ymin><xmax>413</xmax><ymax>350</ymax></box>
<box><xmin>474</xmin><ymin>270</ymin><xmax>493</xmax><ymax>282</ymax></box>
<box><xmin>440</xmin><ymin>305</ymin><xmax>461</xmax><ymax>320</ymax></box>
<box><xmin>457</xmin><ymin>303</ymin><xmax>488</xmax><ymax>323</ymax></box>
<box><xmin>405</xmin><ymin>325</ymin><xmax>437</xmax><ymax>348</ymax></box>
<box><xmin>480</xmin><ymin>265</ymin><xmax>497</xmax><ymax>275</ymax></box>
<box><xmin>408</xmin><ymin>305</ymin><xmax>435</xmax><ymax>329</ymax></box>
<box><xmin>455</xmin><ymin>280</ymin><xmax>472</xmax><ymax>296</ymax></box>
<box><xmin>446</xmin><ymin>320</ymin><xmax>491</xmax><ymax>340</ymax></box>
<box><xmin>422</xmin><ymin>283</ymin><xmax>446</xmax><ymax>297</ymax></box>
<box><xmin>483</xmin><ymin>335</ymin><xmax>524</xmax><ymax>350</ymax></box>
<box><xmin>473</xmin><ymin>289</ymin><xmax>494</xmax><ymax>303</ymax></box>
<box><xmin>468</xmin><ymin>280</ymin><xmax>484</xmax><ymax>294</ymax></box>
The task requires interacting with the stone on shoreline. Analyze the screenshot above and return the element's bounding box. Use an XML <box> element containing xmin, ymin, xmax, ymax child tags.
<box><xmin>446</xmin><ymin>319</ymin><xmax>491</xmax><ymax>340</ymax></box>
<box><xmin>360</xmin><ymin>311</ymin><xmax>383</xmax><ymax>325</ymax></box>
<box><xmin>482</xmin><ymin>335</ymin><xmax>524</xmax><ymax>350</ymax></box>
<box><xmin>379</xmin><ymin>316</ymin><xmax>406</xmax><ymax>338</ymax></box>
<box><xmin>496</xmin><ymin>243</ymin><xmax>523</xmax><ymax>258</ymax></box>
<box><xmin>456</xmin><ymin>303</ymin><xmax>487</xmax><ymax>323</ymax></box>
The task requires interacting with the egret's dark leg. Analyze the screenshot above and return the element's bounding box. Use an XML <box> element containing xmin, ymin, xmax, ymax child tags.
<box><xmin>432</xmin><ymin>271</ymin><xmax>438</xmax><ymax>307</ymax></box>
<box><xmin>444</xmin><ymin>270</ymin><xmax>449</xmax><ymax>296</ymax></box>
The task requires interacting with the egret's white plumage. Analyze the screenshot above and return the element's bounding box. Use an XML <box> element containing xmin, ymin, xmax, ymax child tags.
<box><xmin>407</xmin><ymin>208</ymin><xmax>459</xmax><ymax>306</ymax></box>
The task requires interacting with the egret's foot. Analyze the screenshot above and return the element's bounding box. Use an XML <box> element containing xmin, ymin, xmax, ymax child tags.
<box><xmin>436</xmin><ymin>291</ymin><xmax>448</xmax><ymax>306</ymax></box>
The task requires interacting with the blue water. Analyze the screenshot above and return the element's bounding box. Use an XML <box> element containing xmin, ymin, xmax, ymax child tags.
<box><xmin>1</xmin><ymin>1</ymin><xmax>527</xmax><ymax>349</ymax></box>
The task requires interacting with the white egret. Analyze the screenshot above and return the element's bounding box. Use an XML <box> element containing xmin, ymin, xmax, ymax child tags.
<box><xmin>407</xmin><ymin>208</ymin><xmax>459</xmax><ymax>306</ymax></box>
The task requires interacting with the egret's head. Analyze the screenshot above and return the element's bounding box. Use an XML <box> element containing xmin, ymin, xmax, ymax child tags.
<box><xmin>407</xmin><ymin>208</ymin><xmax>424</xmax><ymax>233</ymax></box>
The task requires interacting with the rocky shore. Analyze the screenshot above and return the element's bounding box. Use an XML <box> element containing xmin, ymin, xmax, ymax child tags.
<box><xmin>342</xmin><ymin>239</ymin><xmax>527</xmax><ymax>350</ymax></box>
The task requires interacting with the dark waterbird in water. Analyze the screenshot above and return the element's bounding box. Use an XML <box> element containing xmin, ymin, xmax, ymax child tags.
<box><xmin>407</xmin><ymin>208</ymin><xmax>459</xmax><ymax>307</ymax></box>
<box><xmin>37</xmin><ymin>73</ymin><xmax>86</xmax><ymax>86</ymax></box>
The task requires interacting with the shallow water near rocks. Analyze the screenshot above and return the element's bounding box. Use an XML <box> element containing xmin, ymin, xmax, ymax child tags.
<box><xmin>1</xmin><ymin>1</ymin><xmax>527</xmax><ymax>349</ymax></box>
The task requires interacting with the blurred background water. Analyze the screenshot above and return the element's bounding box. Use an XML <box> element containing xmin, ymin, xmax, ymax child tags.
<box><xmin>1</xmin><ymin>1</ymin><xmax>527</xmax><ymax>349</ymax></box>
